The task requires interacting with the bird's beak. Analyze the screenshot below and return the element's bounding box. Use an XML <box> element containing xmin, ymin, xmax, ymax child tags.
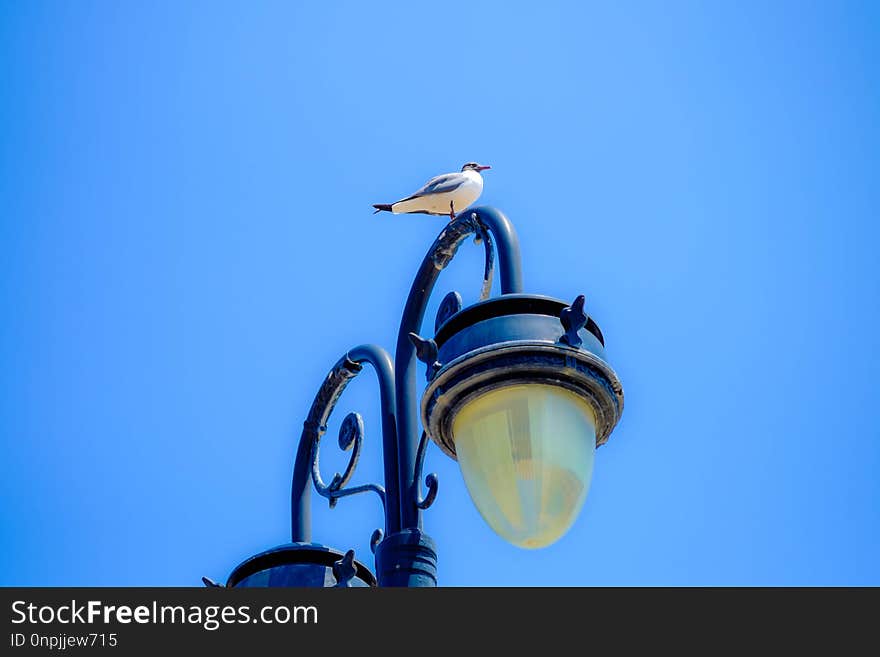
<box><xmin>477</xmin><ymin>165</ymin><xmax>491</xmax><ymax>171</ymax></box>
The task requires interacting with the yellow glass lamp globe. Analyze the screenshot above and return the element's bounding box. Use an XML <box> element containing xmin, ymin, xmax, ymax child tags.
<box><xmin>451</xmin><ymin>383</ymin><xmax>597</xmax><ymax>549</ymax></box>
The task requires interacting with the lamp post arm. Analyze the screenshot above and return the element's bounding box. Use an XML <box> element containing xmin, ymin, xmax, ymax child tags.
<box><xmin>394</xmin><ymin>207</ymin><xmax>524</xmax><ymax>530</ymax></box>
<box><xmin>291</xmin><ymin>344</ymin><xmax>400</xmax><ymax>543</ymax></box>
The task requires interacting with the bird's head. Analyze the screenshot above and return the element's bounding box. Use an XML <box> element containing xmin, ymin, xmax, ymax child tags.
<box><xmin>461</xmin><ymin>162</ymin><xmax>491</xmax><ymax>172</ymax></box>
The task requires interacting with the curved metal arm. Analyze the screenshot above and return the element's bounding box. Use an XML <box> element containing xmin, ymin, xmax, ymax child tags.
<box><xmin>394</xmin><ymin>207</ymin><xmax>523</xmax><ymax>529</ymax></box>
<box><xmin>291</xmin><ymin>344</ymin><xmax>400</xmax><ymax>542</ymax></box>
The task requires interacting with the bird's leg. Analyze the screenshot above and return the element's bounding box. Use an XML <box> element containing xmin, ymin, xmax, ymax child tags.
<box><xmin>449</xmin><ymin>201</ymin><xmax>456</xmax><ymax>222</ymax></box>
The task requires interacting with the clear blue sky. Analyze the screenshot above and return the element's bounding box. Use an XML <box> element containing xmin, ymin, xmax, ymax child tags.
<box><xmin>1</xmin><ymin>1</ymin><xmax>878</xmax><ymax>586</ymax></box>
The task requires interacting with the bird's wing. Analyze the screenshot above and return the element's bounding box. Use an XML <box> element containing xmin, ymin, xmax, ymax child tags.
<box><xmin>399</xmin><ymin>172</ymin><xmax>467</xmax><ymax>202</ymax></box>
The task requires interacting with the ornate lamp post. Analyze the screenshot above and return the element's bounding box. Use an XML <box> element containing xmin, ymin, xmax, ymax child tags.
<box><xmin>210</xmin><ymin>207</ymin><xmax>624</xmax><ymax>588</ymax></box>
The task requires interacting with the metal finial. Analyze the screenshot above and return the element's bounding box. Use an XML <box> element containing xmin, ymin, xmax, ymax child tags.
<box><xmin>435</xmin><ymin>291</ymin><xmax>463</xmax><ymax>333</ymax></box>
<box><xmin>408</xmin><ymin>332</ymin><xmax>441</xmax><ymax>381</ymax></box>
<box><xmin>332</xmin><ymin>549</ymin><xmax>358</xmax><ymax>587</ymax></box>
<box><xmin>560</xmin><ymin>295</ymin><xmax>588</xmax><ymax>348</ymax></box>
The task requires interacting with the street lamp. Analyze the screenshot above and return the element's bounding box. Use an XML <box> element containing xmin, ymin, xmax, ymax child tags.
<box><xmin>422</xmin><ymin>292</ymin><xmax>621</xmax><ymax>549</ymax></box>
<box><xmin>210</xmin><ymin>207</ymin><xmax>624</xmax><ymax>588</ymax></box>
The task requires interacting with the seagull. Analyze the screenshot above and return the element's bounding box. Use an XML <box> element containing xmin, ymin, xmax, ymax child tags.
<box><xmin>373</xmin><ymin>162</ymin><xmax>491</xmax><ymax>221</ymax></box>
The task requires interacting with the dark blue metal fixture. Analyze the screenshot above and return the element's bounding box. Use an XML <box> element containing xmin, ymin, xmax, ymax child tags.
<box><xmin>212</xmin><ymin>207</ymin><xmax>624</xmax><ymax>587</ymax></box>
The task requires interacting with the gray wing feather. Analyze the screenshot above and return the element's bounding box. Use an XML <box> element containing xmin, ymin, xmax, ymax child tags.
<box><xmin>399</xmin><ymin>173</ymin><xmax>466</xmax><ymax>201</ymax></box>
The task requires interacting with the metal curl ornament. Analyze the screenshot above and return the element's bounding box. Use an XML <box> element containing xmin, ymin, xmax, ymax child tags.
<box><xmin>291</xmin><ymin>344</ymin><xmax>400</xmax><ymax>543</ymax></box>
<box><xmin>476</xmin><ymin>217</ymin><xmax>495</xmax><ymax>301</ymax></box>
<box><xmin>412</xmin><ymin>431</ymin><xmax>438</xmax><ymax>510</ymax></box>
<box><xmin>310</xmin><ymin>411</ymin><xmax>386</xmax><ymax>510</ymax></box>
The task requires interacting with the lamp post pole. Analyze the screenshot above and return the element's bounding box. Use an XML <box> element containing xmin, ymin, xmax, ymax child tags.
<box><xmin>218</xmin><ymin>206</ymin><xmax>622</xmax><ymax>589</ymax></box>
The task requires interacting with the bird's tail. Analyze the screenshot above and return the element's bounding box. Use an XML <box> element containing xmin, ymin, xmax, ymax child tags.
<box><xmin>372</xmin><ymin>204</ymin><xmax>393</xmax><ymax>214</ymax></box>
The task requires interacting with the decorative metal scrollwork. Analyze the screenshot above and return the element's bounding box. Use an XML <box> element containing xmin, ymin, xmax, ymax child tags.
<box><xmin>310</xmin><ymin>411</ymin><xmax>386</xmax><ymax>509</ymax></box>
<box><xmin>430</xmin><ymin>212</ymin><xmax>496</xmax><ymax>303</ymax></box>
<box><xmin>412</xmin><ymin>431</ymin><xmax>438</xmax><ymax>510</ymax></box>
<box><xmin>476</xmin><ymin>218</ymin><xmax>495</xmax><ymax>301</ymax></box>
